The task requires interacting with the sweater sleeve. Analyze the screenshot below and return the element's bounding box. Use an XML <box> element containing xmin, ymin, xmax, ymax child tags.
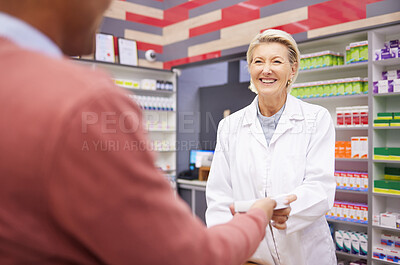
<box><xmin>46</xmin><ymin>87</ymin><xmax>268</xmax><ymax>265</ymax></box>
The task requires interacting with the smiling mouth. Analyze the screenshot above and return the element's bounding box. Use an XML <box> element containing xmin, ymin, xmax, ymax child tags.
<box><xmin>260</xmin><ymin>78</ymin><xmax>276</xmax><ymax>84</ymax></box>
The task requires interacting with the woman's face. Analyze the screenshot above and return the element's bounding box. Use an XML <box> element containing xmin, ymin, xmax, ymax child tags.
<box><xmin>249</xmin><ymin>42</ymin><xmax>296</xmax><ymax>98</ymax></box>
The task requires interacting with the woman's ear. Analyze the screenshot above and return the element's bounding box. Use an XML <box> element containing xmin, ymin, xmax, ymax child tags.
<box><xmin>291</xmin><ymin>61</ymin><xmax>298</xmax><ymax>77</ymax></box>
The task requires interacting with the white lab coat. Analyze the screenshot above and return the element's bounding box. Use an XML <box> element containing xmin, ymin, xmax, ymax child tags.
<box><xmin>206</xmin><ymin>95</ymin><xmax>337</xmax><ymax>265</ymax></box>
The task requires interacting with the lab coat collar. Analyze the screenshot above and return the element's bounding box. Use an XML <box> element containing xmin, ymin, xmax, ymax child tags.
<box><xmin>243</xmin><ymin>94</ymin><xmax>305</xmax><ymax>147</ymax></box>
<box><xmin>243</xmin><ymin>94</ymin><xmax>304</xmax><ymax>126</ymax></box>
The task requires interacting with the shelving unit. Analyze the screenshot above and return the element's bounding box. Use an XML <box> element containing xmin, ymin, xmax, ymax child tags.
<box><xmin>297</xmin><ymin>30</ymin><xmax>370</xmax><ymax>264</ymax></box>
<box><xmin>372</xmin><ymin>258</ymin><xmax>399</xmax><ymax>265</ymax></box>
<box><xmin>73</xmin><ymin>59</ymin><xmax>178</xmax><ymax>182</ymax></box>
<box><xmin>336</xmin><ymin>250</ymin><xmax>368</xmax><ymax>260</ymax></box>
<box><xmin>368</xmin><ymin>24</ymin><xmax>400</xmax><ymax>265</ymax></box>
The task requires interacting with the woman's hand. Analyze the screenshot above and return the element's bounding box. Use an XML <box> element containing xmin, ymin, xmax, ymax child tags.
<box><xmin>271</xmin><ymin>194</ymin><xmax>297</xmax><ymax>230</ymax></box>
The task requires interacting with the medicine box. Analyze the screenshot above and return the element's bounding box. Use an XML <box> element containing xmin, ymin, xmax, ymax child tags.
<box><xmin>335</xmin><ymin>230</ymin><xmax>344</xmax><ymax>251</ymax></box>
<box><xmin>373</xmin><ymin>246</ymin><xmax>386</xmax><ymax>259</ymax></box>
<box><xmin>351</xmin><ymin>232</ymin><xmax>360</xmax><ymax>255</ymax></box>
<box><xmin>360</xmin><ymin>233</ymin><xmax>368</xmax><ymax>256</ymax></box>
<box><xmin>373</xmin><ymin>214</ymin><xmax>380</xmax><ymax>226</ymax></box>
<box><xmin>385</xmin><ymin>167</ymin><xmax>400</xmax><ymax>181</ymax></box>
<box><xmin>381</xmin><ymin>234</ymin><xmax>395</xmax><ymax>247</ymax></box>
<box><xmin>387</xmin><ymin>249</ymin><xmax>400</xmax><ymax>263</ymax></box>
<box><xmin>380</xmin><ymin>212</ymin><xmax>400</xmax><ymax>228</ymax></box>
<box><xmin>343</xmin><ymin>231</ymin><xmax>352</xmax><ymax>252</ymax></box>
<box><xmin>395</xmin><ymin>236</ymin><xmax>400</xmax><ymax>248</ymax></box>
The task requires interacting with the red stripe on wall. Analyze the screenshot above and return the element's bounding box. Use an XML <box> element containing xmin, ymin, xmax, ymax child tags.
<box><xmin>241</xmin><ymin>0</ymin><xmax>285</xmax><ymax>8</ymax></box>
<box><xmin>136</xmin><ymin>42</ymin><xmax>163</xmax><ymax>54</ymax></box>
<box><xmin>263</xmin><ymin>0</ymin><xmax>385</xmax><ymax>36</ymax></box>
<box><xmin>126</xmin><ymin>12</ymin><xmax>166</xmax><ymax>27</ymax></box>
<box><xmin>163</xmin><ymin>51</ymin><xmax>221</xmax><ymax>69</ymax></box>
<box><xmin>189</xmin><ymin>21</ymin><xmax>222</xmax><ymax>37</ymax></box>
<box><xmin>189</xmin><ymin>3</ymin><xmax>259</xmax><ymax>37</ymax></box>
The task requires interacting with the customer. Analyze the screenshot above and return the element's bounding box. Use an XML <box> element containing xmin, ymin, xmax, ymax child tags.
<box><xmin>0</xmin><ymin>1</ymin><xmax>284</xmax><ymax>264</ymax></box>
<box><xmin>206</xmin><ymin>29</ymin><xmax>336</xmax><ymax>265</ymax></box>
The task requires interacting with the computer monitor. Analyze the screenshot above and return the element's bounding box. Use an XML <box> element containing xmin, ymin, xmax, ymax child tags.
<box><xmin>189</xmin><ymin>150</ymin><xmax>214</xmax><ymax>171</ymax></box>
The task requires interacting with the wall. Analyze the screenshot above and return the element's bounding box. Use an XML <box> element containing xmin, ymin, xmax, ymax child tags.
<box><xmin>100</xmin><ymin>0</ymin><xmax>400</xmax><ymax>69</ymax></box>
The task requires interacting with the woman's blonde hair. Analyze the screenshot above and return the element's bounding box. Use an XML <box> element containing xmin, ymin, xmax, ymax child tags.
<box><xmin>246</xmin><ymin>29</ymin><xmax>300</xmax><ymax>94</ymax></box>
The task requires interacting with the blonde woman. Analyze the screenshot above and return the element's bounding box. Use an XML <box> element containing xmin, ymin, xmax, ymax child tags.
<box><xmin>206</xmin><ymin>29</ymin><xmax>336</xmax><ymax>265</ymax></box>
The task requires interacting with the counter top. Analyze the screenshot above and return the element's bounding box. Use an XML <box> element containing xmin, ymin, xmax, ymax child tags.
<box><xmin>177</xmin><ymin>179</ymin><xmax>207</xmax><ymax>187</ymax></box>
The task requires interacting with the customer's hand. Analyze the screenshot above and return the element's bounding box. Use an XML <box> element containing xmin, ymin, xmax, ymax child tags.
<box><xmin>271</xmin><ymin>194</ymin><xmax>297</xmax><ymax>230</ymax></box>
<box><xmin>249</xmin><ymin>198</ymin><xmax>277</xmax><ymax>220</ymax></box>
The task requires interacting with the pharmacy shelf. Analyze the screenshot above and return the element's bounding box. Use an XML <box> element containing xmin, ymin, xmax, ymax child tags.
<box><xmin>372</xmin><ymin>258</ymin><xmax>399</xmax><ymax>264</ymax></box>
<box><xmin>124</xmin><ymin>87</ymin><xmax>175</xmax><ymax>95</ymax></box>
<box><xmin>326</xmin><ymin>218</ymin><xmax>368</xmax><ymax>227</ymax></box>
<box><xmin>373</xmin><ymin>57</ymin><xmax>400</xmax><ymax>66</ymax></box>
<box><xmin>373</xmin><ymin>92</ymin><xmax>400</xmax><ymax>98</ymax></box>
<box><xmin>373</xmin><ymin>160</ymin><xmax>400</xmax><ymax>164</ymax></box>
<box><xmin>336</xmin><ymin>158</ymin><xmax>369</xmax><ymax>162</ymax></box>
<box><xmin>336</xmin><ymin>126</ymin><xmax>369</xmax><ymax>131</ymax></box>
<box><xmin>299</xmin><ymin>61</ymin><xmax>368</xmax><ymax>75</ymax></box>
<box><xmin>336</xmin><ymin>189</ymin><xmax>368</xmax><ymax>195</ymax></box>
<box><xmin>372</xmin><ymin>225</ymin><xmax>400</xmax><ymax>233</ymax></box>
<box><xmin>302</xmin><ymin>94</ymin><xmax>368</xmax><ymax>103</ymax></box>
<box><xmin>336</xmin><ymin>251</ymin><xmax>367</xmax><ymax>259</ymax></box>
<box><xmin>74</xmin><ymin>58</ymin><xmax>173</xmax><ymax>74</ymax></box>
<box><xmin>373</xmin><ymin>126</ymin><xmax>400</xmax><ymax>130</ymax></box>
<box><xmin>373</xmin><ymin>192</ymin><xmax>400</xmax><ymax>198</ymax></box>
<box><xmin>372</xmin><ymin>258</ymin><xmax>399</xmax><ymax>265</ymax></box>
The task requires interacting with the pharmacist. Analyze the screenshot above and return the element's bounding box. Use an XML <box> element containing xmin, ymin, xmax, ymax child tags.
<box><xmin>206</xmin><ymin>29</ymin><xmax>337</xmax><ymax>265</ymax></box>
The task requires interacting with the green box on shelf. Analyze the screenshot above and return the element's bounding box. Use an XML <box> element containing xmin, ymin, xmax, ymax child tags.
<box><xmin>310</xmin><ymin>55</ymin><xmax>317</xmax><ymax>69</ymax></box>
<box><xmin>345</xmin><ymin>46</ymin><xmax>351</xmax><ymax>64</ymax></box>
<box><xmin>337</xmin><ymin>80</ymin><xmax>345</xmax><ymax>95</ymax></box>
<box><xmin>352</xmin><ymin>78</ymin><xmax>362</xmax><ymax>94</ymax></box>
<box><xmin>394</xmin><ymin>113</ymin><xmax>400</xmax><ymax>120</ymax></box>
<box><xmin>291</xmin><ymin>88</ymin><xmax>298</xmax><ymax>97</ymax></box>
<box><xmin>338</xmin><ymin>56</ymin><xmax>344</xmax><ymax>65</ymax></box>
<box><xmin>385</xmin><ymin>167</ymin><xmax>400</xmax><ymax>181</ymax></box>
<box><xmin>323</xmin><ymin>83</ymin><xmax>331</xmax><ymax>97</ymax></box>
<box><xmin>331</xmin><ymin>82</ymin><xmax>337</xmax><ymax>96</ymax></box>
<box><xmin>310</xmin><ymin>85</ymin><xmax>317</xmax><ymax>98</ymax></box>
<box><xmin>322</xmin><ymin>51</ymin><xmax>333</xmax><ymax>67</ymax></box>
<box><xmin>359</xmin><ymin>41</ymin><xmax>368</xmax><ymax>62</ymax></box>
<box><xmin>374</xmin><ymin>119</ymin><xmax>390</xmax><ymax>127</ymax></box>
<box><xmin>391</xmin><ymin>120</ymin><xmax>400</xmax><ymax>127</ymax></box>
<box><xmin>377</xmin><ymin>112</ymin><xmax>394</xmax><ymax>120</ymax></box>
<box><xmin>374</xmin><ymin>179</ymin><xmax>400</xmax><ymax>191</ymax></box>
<box><xmin>305</xmin><ymin>57</ymin><xmax>311</xmax><ymax>70</ymax></box>
<box><xmin>344</xmin><ymin>79</ymin><xmax>352</xmax><ymax>95</ymax></box>
<box><xmin>297</xmin><ymin>87</ymin><xmax>304</xmax><ymax>98</ymax></box>
<box><xmin>362</xmin><ymin>78</ymin><xmax>368</xmax><ymax>93</ymax></box>
<box><xmin>389</xmin><ymin>148</ymin><xmax>400</xmax><ymax>160</ymax></box>
<box><xmin>316</xmin><ymin>55</ymin><xmax>323</xmax><ymax>68</ymax></box>
<box><xmin>304</xmin><ymin>87</ymin><xmax>311</xmax><ymax>98</ymax></box>
<box><xmin>350</xmin><ymin>42</ymin><xmax>360</xmax><ymax>63</ymax></box>
<box><xmin>374</xmin><ymin>147</ymin><xmax>390</xmax><ymax>160</ymax></box>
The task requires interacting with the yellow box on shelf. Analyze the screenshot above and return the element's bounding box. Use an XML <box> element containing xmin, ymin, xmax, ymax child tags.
<box><xmin>113</xmin><ymin>78</ymin><xmax>140</xmax><ymax>89</ymax></box>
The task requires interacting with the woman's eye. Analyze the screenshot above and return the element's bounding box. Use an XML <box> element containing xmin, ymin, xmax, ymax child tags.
<box><xmin>273</xmin><ymin>60</ymin><xmax>282</xmax><ymax>64</ymax></box>
<box><xmin>254</xmin><ymin>60</ymin><xmax>263</xmax><ymax>64</ymax></box>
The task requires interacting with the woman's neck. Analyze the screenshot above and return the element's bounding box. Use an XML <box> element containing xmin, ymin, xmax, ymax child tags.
<box><xmin>258</xmin><ymin>92</ymin><xmax>287</xmax><ymax>117</ymax></box>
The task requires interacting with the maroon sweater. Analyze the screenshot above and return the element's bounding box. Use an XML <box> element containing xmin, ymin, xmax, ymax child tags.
<box><xmin>0</xmin><ymin>39</ymin><xmax>268</xmax><ymax>265</ymax></box>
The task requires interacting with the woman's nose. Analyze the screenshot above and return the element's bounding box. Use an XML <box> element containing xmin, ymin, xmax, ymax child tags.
<box><xmin>262</xmin><ymin>63</ymin><xmax>272</xmax><ymax>74</ymax></box>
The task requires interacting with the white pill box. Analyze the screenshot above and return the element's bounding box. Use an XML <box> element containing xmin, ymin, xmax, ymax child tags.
<box><xmin>381</xmin><ymin>212</ymin><xmax>400</xmax><ymax>228</ymax></box>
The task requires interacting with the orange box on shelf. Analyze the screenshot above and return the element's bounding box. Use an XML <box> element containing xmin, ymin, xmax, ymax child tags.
<box><xmin>336</xmin><ymin>141</ymin><xmax>346</xmax><ymax>158</ymax></box>
<box><xmin>345</xmin><ymin>141</ymin><xmax>352</xmax><ymax>158</ymax></box>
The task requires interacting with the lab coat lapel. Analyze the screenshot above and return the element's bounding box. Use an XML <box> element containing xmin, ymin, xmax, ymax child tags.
<box><xmin>270</xmin><ymin>95</ymin><xmax>304</xmax><ymax>145</ymax></box>
<box><xmin>244</xmin><ymin>96</ymin><xmax>269</xmax><ymax>149</ymax></box>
